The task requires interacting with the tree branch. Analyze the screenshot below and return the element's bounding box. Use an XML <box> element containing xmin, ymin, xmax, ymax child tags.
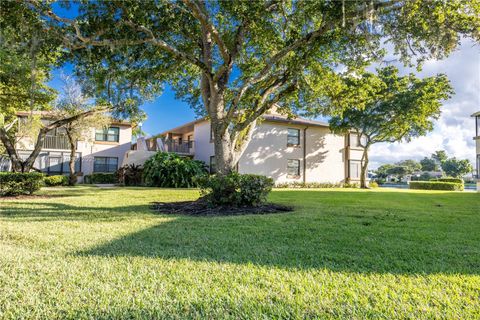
<box><xmin>27</xmin><ymin>1</ymin><xmax>210</xmax><ymax>73</ymax></box>
<box><xmin>232</xmin><ymin>19</ymin><xmax>330</xmax><ymax>110</ymax></box>
<box><xmin>43</xmin><ymin>106</ymin><xmax>111</xmax><ymax>131</ymax></box>
<box><xmin>182</xmin><ymin>0</ymin><xmax>230</xmax><ymax>62</ymax></box>
<box><xmin>235</xmin><ymin>80</ymin><xmax>296</xmax><ymax>133</ymax></box>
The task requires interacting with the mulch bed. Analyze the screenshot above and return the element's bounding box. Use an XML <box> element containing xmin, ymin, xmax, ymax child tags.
<box><xmin>151</xmin><ymin>198</ymin><xmax>294</xmax><ymax>216</ymax></box>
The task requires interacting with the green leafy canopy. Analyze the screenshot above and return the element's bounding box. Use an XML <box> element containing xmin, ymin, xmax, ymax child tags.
<box><xmin>329</xmin><ymin>66</ymin><xmax>453</xmax><ymax>145</ymax></box>
<box><xmin>27</xmin><ymin>0</ymin><xmax>480</xmax><ymax>123</ymax></box>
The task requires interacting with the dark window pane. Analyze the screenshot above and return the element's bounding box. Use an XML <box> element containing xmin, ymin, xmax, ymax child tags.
<box><xmin>94</xmin><ymin>157</ymin><xmax>118</xmax><ymax>172</ymax></box>
<box><xmin>287</xmin><ymin>129</ymin><xmax>300</xmax><ymax>145</ymax></box>
<box><xmin>287</xmin><ymin>159</ymin><xmax>300</xmax><ymax>176</ymax></box>
<box><xmin>95</xmin><ymin>127</ymin><xmax>119</xmax><ymax>142</ymax></box>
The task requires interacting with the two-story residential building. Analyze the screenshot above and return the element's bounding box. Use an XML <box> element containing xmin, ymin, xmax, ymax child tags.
<box><xmin>136</xmin><ymin>113</ymin><xmax>367</xmax><ymax>184</ymax></box>
<box><xmin>0</xmin><ymin>111</ymin><xmax>132</xmax><ymax>182</ymax></box>
<box><xmin>473</xmin><ymin>111</ymin><xmax>480</xmax><ymax>191</ymax></box>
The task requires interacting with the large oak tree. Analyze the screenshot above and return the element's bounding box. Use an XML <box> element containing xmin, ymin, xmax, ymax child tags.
<box><xmin>22</xmin><ymin>0</ymin><xmax>480</xmax><ymax>175</ymax></box>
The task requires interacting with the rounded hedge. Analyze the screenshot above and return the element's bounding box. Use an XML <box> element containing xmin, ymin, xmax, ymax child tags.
<box><xmin>142</xmin><ymin>152</ymin><xmax>207</xmax><ymax>188</ymax></box>
<box><xmin>0</xmin><ymin>172</ymin><xmax>44</xmax><ymax>196</ymax></box>
<box><xmin>431</xmin><ymin>178</ymin><xmax>464</xmax><ymax>184</ymax></box>
<box><xmin>197</xmin><ymin>172</ymin><xmax>274</xmax><ymax>206</ymax></box>
<box><xmin>44</xmin><ymin>175</ymin><xmax>68</xmax><ymax>187</ymax></box>
<box><xmin>409</xmin><ymin>181</ymin><xmax>464</xmax><ymax>191</ymax></box>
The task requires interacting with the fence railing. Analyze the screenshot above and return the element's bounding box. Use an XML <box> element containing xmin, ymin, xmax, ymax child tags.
<box><xmin>42</xmin><ymin>135</ymin><xmax>70</xmax><ymax>150</ymax></box>
<box><xmin>164</xmin><ymin>140</ymin><xmax>194</xmax><ymax>154</ymax></box>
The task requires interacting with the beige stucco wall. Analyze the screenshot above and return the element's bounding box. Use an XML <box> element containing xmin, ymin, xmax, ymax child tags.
<box><xmin>239</xmin><ymin>123</ymin><xmax>351</xmax><ymax>183</ymax></box>
<box><xmin>193</xmin><ymin>120</ymin><xmax>214</xmax><ymax>165</ymax></box>
<box><xmin>192</xmin><ymin>120</ymin><xmax>364</xmax><ymax>184</ymax></box>
<box><xmin>239</xmin><ymin>122</ymin><xmax>305</xmax><ymax>183</ymax></box>
<box><xmin>79</xmin><ymin>125</ymin><xmax>132</xmax><ymax>177</ymax></box>
<box><xmin>15</xmin><ymin>124</ymin><xmax>132</xmax><ymax>181</ymax></box>
<box><xmin>304</xmin><ymin>126</ymin><xmax>347</xmax><ymax>183</ymax></box>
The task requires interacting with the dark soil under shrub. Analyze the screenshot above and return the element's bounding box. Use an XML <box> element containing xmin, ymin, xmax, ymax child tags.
<box><xmin>151</xmin><ymin>198</ymin><xmax>293</xmax><ymax>216</ymax></box>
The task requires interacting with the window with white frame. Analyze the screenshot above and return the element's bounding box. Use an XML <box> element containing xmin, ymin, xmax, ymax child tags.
<box><xmin>349</xmin><ymin>133</ymin><xmax>367</xmax><ymax>148</ymax></box>
<box><xmin>476</xmin><ymin>115</ymin><xmax>480</xmax><ymax>137</ymax></box>
<box><xmin>93</xmin><ymin>157</ymin><xmax>118</xmax><ymax>172</ymax></box>
<box><xmin>477</xmin><ymin>154</ymin><xmax>480</xmax><ymax>179</ymax></box>
<box><xmin>287</xmin><ymin>128</ymin><xmax>300</xmax><ymax>146</ymax></box>
<box><xmin>95</xmin><ymin>127</ymin><xmax>120</xmax><ymax>142</ymax></box>
<box><xmin>349</xmin><ymin>160</ymin><xmax>361</xmax><ymax>180</ymax></box>
<box><xmin>287</xmin><ymin>159</ymin><xmax>300</xmax><ymax>177</ymax></box>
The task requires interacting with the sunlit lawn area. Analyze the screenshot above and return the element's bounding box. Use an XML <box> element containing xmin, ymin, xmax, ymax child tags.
<box><xmin>0</xmin><ymin>186</ymin><xmax>479</xmax><ymax>319</ymax></box>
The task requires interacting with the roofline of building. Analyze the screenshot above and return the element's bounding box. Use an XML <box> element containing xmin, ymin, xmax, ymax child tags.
<box><xmin>262</xmin><ymin>115</ymin><xmax>329</xmax><ymax>127</ymax></box>
<box><xmin>15</xmin><ymin>111</ymin><xmax>132</xmax><ymax>126</ymax></box>
<box><xmin>147</xmin><ymin>114</ymin><xmax>330</xmax><ymax>140</ymax></box>
<box><xmin>152</xmin><ymin>117</ymin><xmax>207</xmax><ymax>138</ymax></box>
<box><xmin>471</xmin><ymin>111</ymin><xmax>480</xmax><ymax>117</ymax></box>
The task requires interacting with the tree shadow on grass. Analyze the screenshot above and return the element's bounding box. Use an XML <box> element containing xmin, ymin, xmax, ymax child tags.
<box><xmin>77</xmin><ymin>190</ymin><xmax>480</xmax><ymax>275</ymax></box>
<box><xmin>0</xmin><ymin>201</ymin><xmax>152</xmax><ymax>222</ymax></box>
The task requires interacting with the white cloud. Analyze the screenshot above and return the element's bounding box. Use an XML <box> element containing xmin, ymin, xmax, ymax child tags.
<box><xmin>369</xmin><ymin>39</ymin><xmax>480</xmax><ymax>168</ymax></box>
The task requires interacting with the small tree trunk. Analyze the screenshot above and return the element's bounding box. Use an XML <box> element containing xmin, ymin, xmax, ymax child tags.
<box><xmin>0</xmin><ymin>127</ymin><xmax>23</xmax><ymax>172</ymax></box>
<box><xmin>66</xmin><ymin>130</ymin><xmax>77</xmax><ymax>186</ymax></box>
<box><xmin>360</xmin><ymin>146</ymin><xmax>369</xmax><ymax>189</ymax></box>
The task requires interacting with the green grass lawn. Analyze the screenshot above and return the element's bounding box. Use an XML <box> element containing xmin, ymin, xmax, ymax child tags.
<box><xmin>1</xmin><ymin>186</ymin><xmax>479</xmax><ymax>319</ymax></box>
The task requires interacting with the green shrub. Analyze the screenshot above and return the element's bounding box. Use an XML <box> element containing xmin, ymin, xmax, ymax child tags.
<box><xmin>84</xmin><ymin>173</ymin><xmax>117</xmax><ymax>184</ymax></box>
<box><xmin>343</xmin><ymin>182</ymin><xmax>360</xmax><ymax>188</ymax></box>
<box><xmin>117</xmin><ymin>164</ymin><xmax>143</xmax><ymax>186</ymax></box>
<box><xmin>44</xmin><ymin>175</ymin><xmax>68</xmax><ymax>186</ymax></box>
<box><xmin>432</xmin><ymin>177</ymin><xmax>464</xmax><ymax>184</ymax></box>
<box><xmin>198</xmin><ymin>173</ymin><xmax>274</xmax><ymax>206</ymax></box>
<box><xmin>409</xmin><ymin>181</ymin><xmax>464</xmax><ymax>191</ymax></box>
<box><xmin>275</xmin><ymin>182</ymin><xmax>342</xmax><ymax>188</ymax></box>
<box><xmin>0</xmin><ymin>172</ymin><xmax>44</xmax><ymax>196</ymax></box>
<box><xmin>369</xmin><ymin>181</ymin><xmax>379</xmax><ymax>188</ymax></box>
<box><xmin>142</xmin><ymin>152</ymin><xmax>207</xmax><ymax>188</ymax></box>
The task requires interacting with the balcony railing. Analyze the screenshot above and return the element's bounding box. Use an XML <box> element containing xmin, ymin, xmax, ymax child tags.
<box><xmin>164</xmin><ymin>140</ymin><xmax>194</xmax><ymax>154</ymax></box>
<box><xmin>42</xmin><ymin>135</ymin><xmax>70</xmax><ymax>150</ymax></box>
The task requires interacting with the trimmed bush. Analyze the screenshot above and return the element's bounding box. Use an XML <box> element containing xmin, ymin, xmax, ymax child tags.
<box><xmin>44</xmin><ymin>175</ymin><xmax>68</xmax><ymax>187</ymax></box>
<box><xmin>276</xmin><ymin>182</ymin><xmax>342</xmax><ymax>188</ymax></box>
<box><xmin>0</xmin><ymin>172</ymin><xmax>44</xmax><ymax>196</ymax></box>
<box><xmin>198</xmin><ymin>173</ymin><xmax>274</xmax><ymax>206</ymax></box>
<box><xmin>143</xmin><ymin>152</ymin><xmax>207</xmax><ymax>188</ymax></box>
<box><xmin>343</xmin><ymin>182</ymin><xmax>360</xmax><ymax>188</ymax></box>
<box><xmin>84</xmin><ymin>173</ymin><xmax>117</xmax><ymax>184</ymax></box>
<box><xmin>369</xmin><ymin>181</ymin><xmax>379</xmax><ymax>188</ymax></box>
<box><xmin>409</xmin><ymin>181</ymin><xmax>464</xmax><ymax>191</ymax></box>
<box><xmin>432</xmin><ymin>177</ymin><xmax>464</xmax><ymax>184</ymax></box>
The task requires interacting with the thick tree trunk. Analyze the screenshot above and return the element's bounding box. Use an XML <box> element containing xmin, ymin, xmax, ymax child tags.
<box><xmin>360</xmin><ymin>147</ymin><xmax>369</xmax><ymax>189</ymax></box>
<box><xmin>66</xmin><ymin>130</ymin><xmax>77</xmax><ymax>186</ymax></box>
<box><xmin>211</xmin><ymin>122</ymin><xmax>236</xmax><ymax>175</ymax></box>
